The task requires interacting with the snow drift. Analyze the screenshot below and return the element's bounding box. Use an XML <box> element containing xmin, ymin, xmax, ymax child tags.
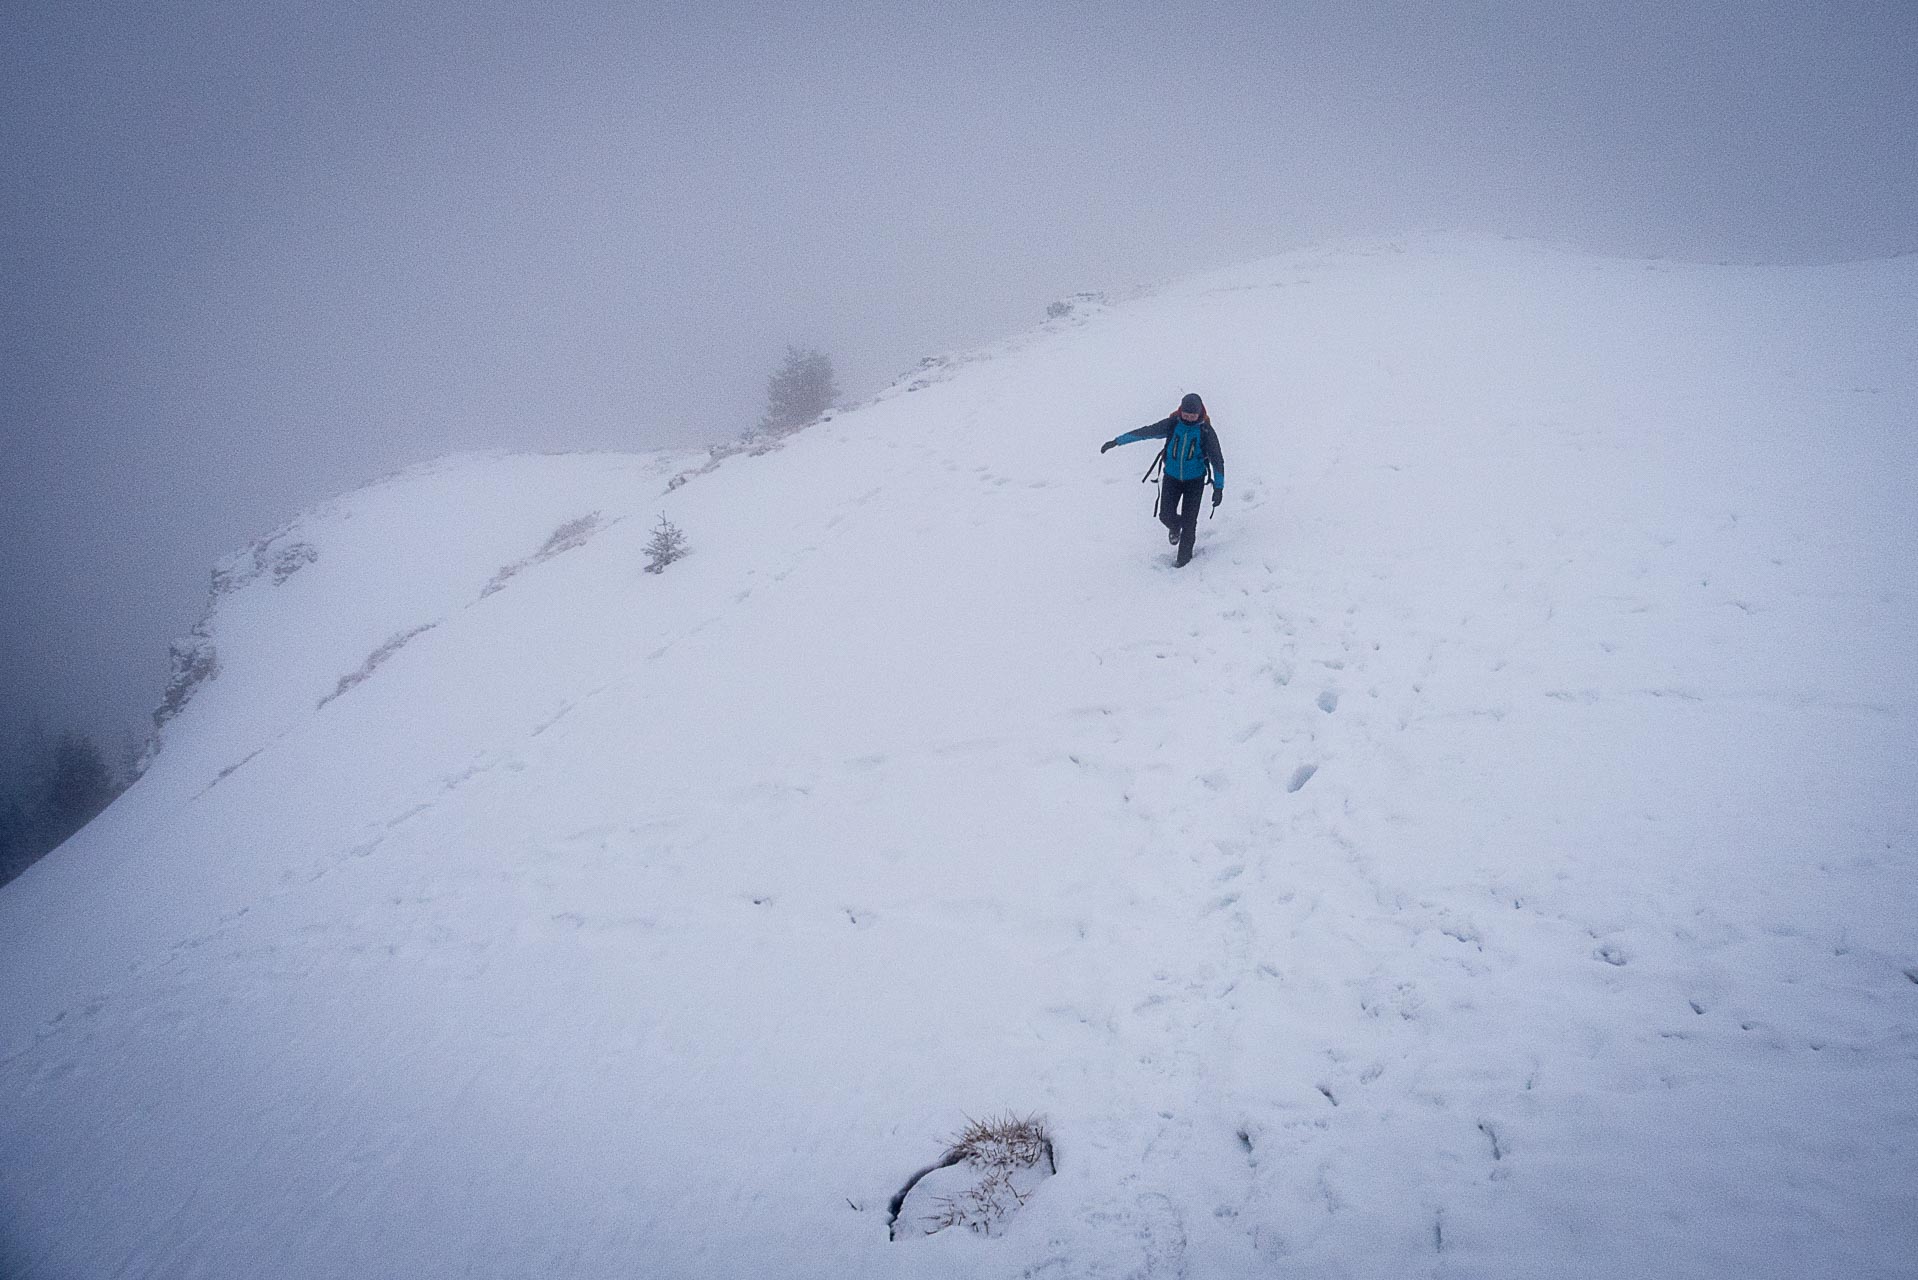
<box><xmin>3</xmin><ymin>236</ymin><xmax>1915</xmax><ymax>1279</ymax></box>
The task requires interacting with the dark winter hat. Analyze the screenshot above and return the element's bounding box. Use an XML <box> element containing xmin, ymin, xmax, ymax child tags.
<box><xmin>1179</xmin><ymin>393</ymin><xmax>1205</xmax><ymax>414</ymax></box>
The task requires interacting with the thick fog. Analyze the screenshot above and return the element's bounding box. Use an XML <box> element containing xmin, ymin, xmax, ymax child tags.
<box><xmin>3</xmin><ymin>0</ymin><xmax>1915</xmax><ymax>756</ymax></box>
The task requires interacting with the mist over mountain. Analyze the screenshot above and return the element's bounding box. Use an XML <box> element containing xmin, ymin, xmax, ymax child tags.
<box><xmin>6</xmin><ymin>1</ymin><xmax>1916</xmax><ymax>766</ymax></box>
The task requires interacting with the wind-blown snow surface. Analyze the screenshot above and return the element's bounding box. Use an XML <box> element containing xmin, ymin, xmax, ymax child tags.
<box><xmin>5</xmin><ymin>238</ymin><xmax>1916</xmax><ymax>1278</ymax></box>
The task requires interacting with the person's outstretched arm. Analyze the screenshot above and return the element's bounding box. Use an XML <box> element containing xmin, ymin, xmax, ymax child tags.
<box><xmin>1100</xmin><ymin>417</ymin><xmax>1174</xmax><ymax>452</ymax></box>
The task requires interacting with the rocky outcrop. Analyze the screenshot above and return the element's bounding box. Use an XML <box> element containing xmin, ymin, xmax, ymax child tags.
<box><xmin>147</xmin><ymin>530</ymin><xmax>319</xmax><ymax>741</ymax></box>
<box><xmin>152</xmin><ymin>621</ymin><xmax>217</xmax><ymax>730</ymax></box>
<box><xmin>480</xmin><ymin>513</ymin><xmax>600</xmax><ymax>599</ymax></box>
<box><xmin>210</xmin><ymin>532</ymin><xmax>319</xmax><ymax>596</ymax></box>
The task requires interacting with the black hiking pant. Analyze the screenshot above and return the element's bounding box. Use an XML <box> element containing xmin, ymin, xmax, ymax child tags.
<box><xmin>1160</xmin><ymin>476</ymin><xmax>1206</xmax><ymax>566</ymax></box>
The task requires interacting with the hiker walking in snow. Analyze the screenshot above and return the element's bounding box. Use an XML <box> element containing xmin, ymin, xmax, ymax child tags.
<box><xmin>1100</xmin><ymin>392</ymin><xmax>1225</xmax><ymax>567</ymax></box>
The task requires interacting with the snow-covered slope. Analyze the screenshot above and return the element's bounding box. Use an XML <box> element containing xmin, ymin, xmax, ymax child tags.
<box><xmin>4</xmin><ymin>237</ymin><xmax>1915</xmax><ymax>1279</ymax></box>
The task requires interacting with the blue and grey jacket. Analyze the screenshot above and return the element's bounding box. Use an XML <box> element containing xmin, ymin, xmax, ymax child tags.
<box><xmin>1111</xmin><ymin>414</ymin><xmax>1225</xmax><ymax>486</ymax></box>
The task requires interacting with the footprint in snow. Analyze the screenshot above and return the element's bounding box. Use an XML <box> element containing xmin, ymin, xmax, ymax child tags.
<box><xmin>1478</xmin><ymin>1120</ymin><xmax>1508</xmax><ymax>1169</ymax></box>
<box><xmin>1316</xmin><ymin>690</ymin><xmax>1340</xmax><ymax>713</ymax></box>
<box><xmin>1287</xmin><ymin>764</ymin><xmax>1319</xmax><ymax>793</ymax></box>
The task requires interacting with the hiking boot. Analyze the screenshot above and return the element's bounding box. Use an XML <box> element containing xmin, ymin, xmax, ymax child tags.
<box><xmin>1168</xmin><ymin>526</ymin><xmax>1180</xmax><ymax>545</ymax></box>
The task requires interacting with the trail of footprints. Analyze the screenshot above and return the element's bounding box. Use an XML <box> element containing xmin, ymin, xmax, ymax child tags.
<box><xmin>1061</xmin><ymin>548</ymin><xmax>1394</xmax><ymax>1251</ymax></box>
<box><xmin>1150</xmin><ymin>549</ymin><xmax>1613</xmax><ymax>1245</ymax></box>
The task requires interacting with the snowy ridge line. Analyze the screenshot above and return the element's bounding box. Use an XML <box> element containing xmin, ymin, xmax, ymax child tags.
<box><xmin>862</xmin><ymin>282</ymin><xmax>1148</xmax><ymax>405</ymax></box>
<box><xmin>658</xmin><ymin>283</ymin><xmax>1140</xmax><ymax>494</ymax></box>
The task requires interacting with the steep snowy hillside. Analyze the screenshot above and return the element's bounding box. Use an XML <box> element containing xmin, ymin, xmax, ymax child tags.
<box><xmin>4</xmin><ymin>237</ymin><xmax>1915</xmax><ymax>1279</ymax></box>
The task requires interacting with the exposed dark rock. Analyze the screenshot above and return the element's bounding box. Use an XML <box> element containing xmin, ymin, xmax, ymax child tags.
<box><xmin>153</xmin><ymin>622</ymin><xmax>217</xmax><ymax>729</ymax></box>
<box><xmin>212</xmin><ymin>532</ymin><xmax>319</xmax><ymax>596</ymax></box>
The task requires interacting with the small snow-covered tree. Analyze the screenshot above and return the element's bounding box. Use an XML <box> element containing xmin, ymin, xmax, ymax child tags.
<box><xmin>0</xmin><ymin>792</ymin><xmax>35</xmax><ymax>886</ymax></box>
<box><xmin>644</xmin><ymin>514</ymin><xmax>688</xmax><ymax>574</ymax></box>
<box><xmin>46</xmin><ymin>732</ymin><xmax>114</xmax><ymax>840</ymax></box>
<box><xmin>0</xmin><ymin>727</ymin><xmax>124</xmax><ymax>885</ymax></box>
<box><xmin>759</xmin><ymin>346</ymin><xmax>838</xmax><ymax>435</ymax></box>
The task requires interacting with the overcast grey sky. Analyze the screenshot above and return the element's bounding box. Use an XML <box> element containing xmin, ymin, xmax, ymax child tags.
<box><xmin>4</xmin><ymin>0</ymin><xmax>1915</xmax><ymax>756</ymax></box>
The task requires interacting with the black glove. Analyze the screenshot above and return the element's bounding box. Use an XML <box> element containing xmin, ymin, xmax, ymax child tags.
<box><xmin>1212</xmin><ymin>487</ymin><xmax>1224</xmax><ymax>507</ymax></box>
<box><xmin>1100</xmin><ymin>440</ymin><xmax>1116</xmax><ymax>454</ymax></box>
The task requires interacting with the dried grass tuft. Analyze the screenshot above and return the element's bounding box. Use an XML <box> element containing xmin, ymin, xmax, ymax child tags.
<box><xmin>891</xmin><ymin>1112</ymin><xmax>1056</xmax><ymax>1241</ymax></box>
<box><xmin>924</xmin><ymin>1168</ymin><xmax>1030</xmax><ymax>1236</ymax></box>
<box><xmin>943</xmin><ymin>1113</ymin><xmax>1053</xmax><ymax>1172</ymax></box>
